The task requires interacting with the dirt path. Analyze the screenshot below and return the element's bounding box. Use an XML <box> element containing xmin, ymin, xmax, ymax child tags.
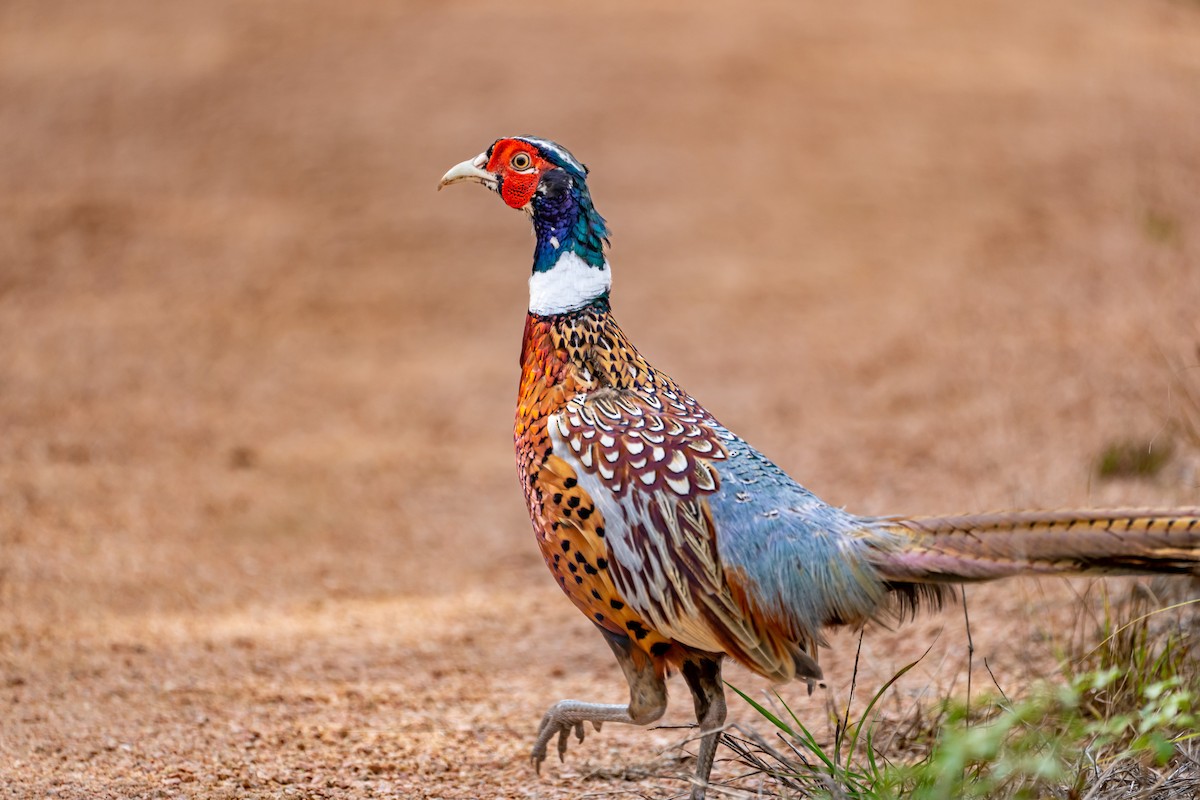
<box><xmin>2</xmin><ymin>1</ymin><xmax>1200</xmax><ymax>797</ymax></box>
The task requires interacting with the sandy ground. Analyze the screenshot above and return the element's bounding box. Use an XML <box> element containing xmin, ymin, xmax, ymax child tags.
<box><xmin>2</xmin><ymin>0</ymin><xmax>1200</xmax><ymax>797</ymax></box>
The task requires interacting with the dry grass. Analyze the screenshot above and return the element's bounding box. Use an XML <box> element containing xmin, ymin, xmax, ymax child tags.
<box><xmin>718</xmin><ymin>583</ymin><xmax>1200</xmax><ymax>799</ymax></box>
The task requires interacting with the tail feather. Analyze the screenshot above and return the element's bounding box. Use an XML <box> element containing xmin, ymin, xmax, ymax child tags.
<box><xmin>871</xmin><ymin>508</ymin><xmax>1200</xmax><ymax>583</ymax></box>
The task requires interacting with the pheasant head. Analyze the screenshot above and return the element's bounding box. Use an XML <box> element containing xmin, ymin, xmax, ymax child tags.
<box><xmin>439</xmin><ymin>137</ymin><xmax>611</xmax><ymax>315</ymax></box>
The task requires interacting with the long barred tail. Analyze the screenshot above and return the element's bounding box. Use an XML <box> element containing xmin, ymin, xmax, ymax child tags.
<box><xmin>871</xmin><ymin>508</ymin><xmax>1200</xmax><ymax>584</ymax></box>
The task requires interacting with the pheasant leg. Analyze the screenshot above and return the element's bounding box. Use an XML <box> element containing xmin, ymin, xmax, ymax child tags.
<box><xmin>682</xmin><ymin>655</ymin><xmax>726</xmax><ymax>800</ymax></box>
<box><xmin>531</xmin><ymin>626</ymin><xmax>667</xmax><ymax>772</ymax></box>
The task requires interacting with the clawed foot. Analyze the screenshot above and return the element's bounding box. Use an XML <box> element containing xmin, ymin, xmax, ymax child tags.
<box><xmin>530</xmin><ymin>701</ymin><xmax>604</xmax><ymax>773</ymax></box>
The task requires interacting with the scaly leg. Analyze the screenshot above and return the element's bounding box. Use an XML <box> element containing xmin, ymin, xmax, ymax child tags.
<box><xmin>531</xmin><ymin>624</ymin><xmax>667</xmax><ymax>772</ymax></box>
<box><xmin>681</xmin><ymin>655</ymin><xmax>726</xmax><ymax>800</ymax></box>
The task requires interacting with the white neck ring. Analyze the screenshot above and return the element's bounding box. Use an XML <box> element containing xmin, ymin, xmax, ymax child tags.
<box><xmin>528</xmin><ymin>251</ymin><xmax>611</xmax><ymax>316</ymax></box>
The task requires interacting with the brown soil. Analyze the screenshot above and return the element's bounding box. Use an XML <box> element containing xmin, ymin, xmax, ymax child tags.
<box><xmin>2</xmin><ymin>1</ymin><xmax>1200</xmax><ymax>797</ymax></box>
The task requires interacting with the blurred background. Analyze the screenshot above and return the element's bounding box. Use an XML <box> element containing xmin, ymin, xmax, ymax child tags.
<box><xmin>2</xmin><ymin>1</ymin><xmax>1199</xmax><ymax>797</ymax></box>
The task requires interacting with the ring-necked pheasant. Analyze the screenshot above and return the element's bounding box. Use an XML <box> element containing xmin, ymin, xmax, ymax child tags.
<box><xmin>438</xmin><ymin>136</ymin><xmax>1200</xmax><ymax>800</ymax></box>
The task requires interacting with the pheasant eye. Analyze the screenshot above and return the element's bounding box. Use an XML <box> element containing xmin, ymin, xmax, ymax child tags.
<box><xmin>510</xmin><ymin>152</ymin><xmax>533</xmax><ymax>171</ymax></box>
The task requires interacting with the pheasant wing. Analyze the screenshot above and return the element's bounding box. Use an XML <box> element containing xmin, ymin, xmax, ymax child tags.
<box><xmin>549</xmin><ymin>390</ymin><xmax>863</xmax><ymax>681</ymax></box>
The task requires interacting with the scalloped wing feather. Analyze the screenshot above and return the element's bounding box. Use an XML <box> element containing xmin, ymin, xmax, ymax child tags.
<box><xmin>549</xmin><ymin>393</ymin><xmax>890</xmax><ymax>682</ymax></box>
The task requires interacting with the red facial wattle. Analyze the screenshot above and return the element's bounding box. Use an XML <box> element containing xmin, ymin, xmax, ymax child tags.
<box><xmin>486</xmin><ymin>139</ymin><xmax>552</xmax><ymax>209</ymax></box>
<box><xmin>500</xmin><ymin>171</ymin><xmax>538</xmax><ymax>209</ymax></box>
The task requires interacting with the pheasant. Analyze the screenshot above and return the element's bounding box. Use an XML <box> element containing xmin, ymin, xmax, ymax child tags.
<box><xmin>438</xmin><ymin>136</ymin><xmax>1200</xmax><ymax>800</ymax></box>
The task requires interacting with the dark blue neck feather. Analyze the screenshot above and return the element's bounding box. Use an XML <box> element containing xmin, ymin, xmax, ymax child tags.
<box><xmin>530</xmin><ymin>169</ymin><xmax>609</xmax><ymax>274</ymax></box>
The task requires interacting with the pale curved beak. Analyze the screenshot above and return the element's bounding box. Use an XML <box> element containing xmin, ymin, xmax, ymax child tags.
<box><xmin>437</xmin><ymin>152</ymin><xmax>497</xmax><ymax>191</ymax></box>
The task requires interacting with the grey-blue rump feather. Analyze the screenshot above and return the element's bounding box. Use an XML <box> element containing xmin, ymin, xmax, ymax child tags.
<box><xmin>708</xmin><ymin>432</ymin><xmax>949</xmax><ymax>644</ymax></box>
